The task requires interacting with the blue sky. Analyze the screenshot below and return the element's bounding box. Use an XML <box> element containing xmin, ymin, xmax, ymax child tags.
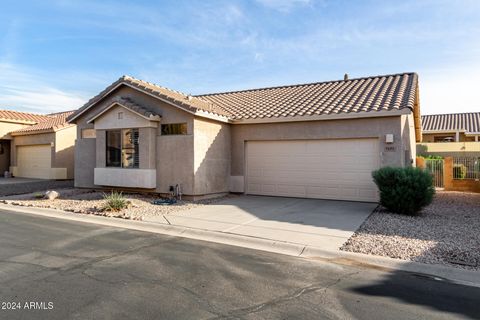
<box><xmin>0</xmin><ymin>0</ymin><xmax>479</xmax><ymax>115</ymax></box>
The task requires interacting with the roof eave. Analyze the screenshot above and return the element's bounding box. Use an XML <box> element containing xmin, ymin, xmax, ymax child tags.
<box><xmin>0</xmin><ymin>118</ymin><xmax>39</xmax><ymax>125</ymax></box>
<box><xmin>86</xmin><ymin>101</ymin><xmax>162</xmax><ymax>124</ymax></box>
<box><xmin>68</xmin><ymin>81</ymin><xmax>230</xmax><ymax>124</ymax></box>
<box><xmin>422</xmin><ymin>129</ymin><xmax>466</xmax><ymax>134</ymax></box>
<box><xmin>230</xmin><ymin>108</ymin><xmax>412</xmax><ymax>124</ymax></box>
<box><xmin>10</xmin><ymin>128</ymin><xmax>55</xmax><ymax>136</ymax></box>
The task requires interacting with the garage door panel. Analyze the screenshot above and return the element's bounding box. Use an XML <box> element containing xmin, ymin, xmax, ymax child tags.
<box><xmin>16</xmin><ymin>145</ymin><xmax>52</xmax><ymax>179</ymax></box>
<box><xmin>246</xmin><ymin>139</ymin><xmax>379</xmax><ymax>202</ymax></box>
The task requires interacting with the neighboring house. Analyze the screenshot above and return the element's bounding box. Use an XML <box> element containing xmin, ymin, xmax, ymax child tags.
<box><xmin>67</xmin><ymin>72</ymin><xmax>421</xmax><ymax>202</ymax></box>
<box><xmin>417</xmin><ymin>112</ymin><xmax>480</xmax><ymax>157</ymax></box>
<box><xmin>8</xmin><ymin>111</ymin><xmax>77</xmax><ymax>179</ymax></box>
<box><xmin>0</xmin><ymin>110</ymin><xmax>52</xmax><ymax>174</ymax></box>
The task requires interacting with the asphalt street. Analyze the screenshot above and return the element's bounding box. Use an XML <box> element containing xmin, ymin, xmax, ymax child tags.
<box><xmin>0</xmin><ymin>209</ymin><xmax>478</xmax><ymax>319</ymax></box>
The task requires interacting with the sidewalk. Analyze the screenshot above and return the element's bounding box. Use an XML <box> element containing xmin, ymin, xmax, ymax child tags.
<box><xmin>1</xmin><ymin>203</ymin><xmax>479</xmax><ymax>288</ymax></box>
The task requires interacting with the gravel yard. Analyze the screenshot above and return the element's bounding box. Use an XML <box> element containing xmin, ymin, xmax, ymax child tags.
<box><xmin>342</xmin><ymin>191</ymin><xmax>480</xmax><ymax>270</ymax></box>
<box><xmin>0</xmin><ymin>188</ymin><xmax>229</xmax><ymax>220</ymax></box>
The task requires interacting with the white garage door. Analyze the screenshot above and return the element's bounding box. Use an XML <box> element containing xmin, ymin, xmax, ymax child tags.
<box><xmin>246</xmin><ymin>139</ymin><xmax>380</xmax><ymax>202</ymax></box>
<box><xmin>17</xmin><ymin>145</ymin><xmax>52</xmax><ymax>179</ymax></box>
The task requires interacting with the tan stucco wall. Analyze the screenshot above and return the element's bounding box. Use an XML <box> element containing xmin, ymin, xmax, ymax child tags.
<box><xmin>193</xmin><ymin>117</ymin><xmax>231</xmax><ymax>195</ymax></box>
<box><xmin>94</xmin><ymin>105</ymin><xmax>158</xmax><ymax>130</ymax></box>
<box><xmin>10</xmin><ymin>127</ymin><xmax>76</xmax><ymax>179</ymax></box>
<box><xmin>54</xmin><ymin>126</ymin><xmax>77</xmax><ymax>179</ymax></box>
<box><xmin>74</xmin><ymin>138</ymin><xmax>96</xmax><ymax>187</ymax></box>
<box><xmin>157</xmin><ymin>134</ymin><xmax>194</xmax><ymax>194</ymax></box>
<box><xmin>0</xmin><ymin>121</ymin><xmax>29</xmax><ymax>140</ymax></box>
<box><xmin>400</xmin><ymin>113</ymin><xmax>416</xmax><ymax>167</ymax></box>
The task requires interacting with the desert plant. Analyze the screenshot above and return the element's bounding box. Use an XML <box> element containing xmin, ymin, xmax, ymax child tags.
<box><xmin>453</xmin><ymin>164</ymin><xmax>467</xmax><ymax>179</ymax></box>
<box><xmin>419</xmin><ymin>155</ymin><xmax>444</xmax><ymax>160</ymax></box>
<box><xmin>103</xmin><ymin>191</ymin><xmax>128</xmax><ymax>212</ymax></box>
<box><xmin>33</xmin><ymin>192</ymin><xmax>44</xmax><ymax>199</ymax></box>
<box><xmin>372</xmin><ymin>167</ymin><xmax>435</xmax><ymax>215</ymax></box>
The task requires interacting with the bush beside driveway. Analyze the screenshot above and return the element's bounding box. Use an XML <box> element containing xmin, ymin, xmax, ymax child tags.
<box><xmin>342</xmin><ymin>191</ymin><xmax>480</xmax><ymax>270</ymax></box>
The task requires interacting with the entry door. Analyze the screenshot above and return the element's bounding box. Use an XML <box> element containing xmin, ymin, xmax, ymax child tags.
<box><xmin>246</xmin><ymin>139</ymin><xmax>379</xmax><ymax>202</ymax></box>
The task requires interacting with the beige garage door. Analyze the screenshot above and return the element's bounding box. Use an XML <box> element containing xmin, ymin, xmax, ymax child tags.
<box><xmin>17</xmin><ymin>145</ymin><xmax>52</xmax><ymax>179</ymax></box>
<box><xmin>246</xmin><ymin>139</ymin><xmax>380</xmax><ymax>202</ymax></box>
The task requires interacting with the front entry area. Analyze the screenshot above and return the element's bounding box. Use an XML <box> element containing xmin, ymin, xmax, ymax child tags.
<box><xmin>246</xmin><ymin>139</ymin><xmax>380</xmax><ymax>202</ymax></box>
<box><xmin>0</xmin><ymin>140</ymin><xmax>11</xmax><ymax>174</ymax></box>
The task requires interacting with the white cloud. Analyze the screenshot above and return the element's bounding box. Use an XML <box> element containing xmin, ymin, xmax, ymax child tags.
<box><xmin>255</xmin><ymin>0</ymin><xmax>313</xmax><ymax>12</ymax></box>
<box><xmin>0</xmin><ymin>63</ymin><xmax>89</xmax><ymax>113</ymax></box>
<box><xmin>254</xmin><ymin>52</ymin><xmax>265</xmax><ymax>62</ymax></box>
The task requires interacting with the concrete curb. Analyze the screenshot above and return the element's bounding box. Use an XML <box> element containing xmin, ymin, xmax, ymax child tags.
<box><xmin>1</xmin><ymin>203</ymin><xmax>479</xmax><ymax>288</ymax></box>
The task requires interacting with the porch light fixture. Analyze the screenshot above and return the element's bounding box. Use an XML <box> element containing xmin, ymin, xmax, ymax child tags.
<box><xmin>385</xmin><ymin>134</ymin><xmax>394</xmax><ymax>144</ymax></box>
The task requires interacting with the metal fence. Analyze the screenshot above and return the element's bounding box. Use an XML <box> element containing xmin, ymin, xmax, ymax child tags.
<box><xmin>425</xmin><ymin>159</ymin><xmax>444</xmax><ymax>188</ymax></box>
<box><xmin>453</xmin><ymin>157</ymin><xmax>480</xmax><ymax>180</ymax></box>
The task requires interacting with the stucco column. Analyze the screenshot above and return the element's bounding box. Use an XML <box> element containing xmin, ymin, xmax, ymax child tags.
<box><xmin>444</xmin><ymin>157</ymin><xmax>453</xmax><ymax>190</ymax></box>
<box><xmin>96</xmin><ymin>129</ymin><xmax>106</xmax><ymax>168</ymax></box>
<box><xmin>416</xmin><ymin>157</ymin><xmax>426</xmax><ymax>169</ymax></box>
<box><xmin>139</xmin><ymin>127</ymin><xmax>156</xmax><ymax>169</ymax></box>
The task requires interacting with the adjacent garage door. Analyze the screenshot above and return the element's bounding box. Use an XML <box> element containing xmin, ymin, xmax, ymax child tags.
<box><xmin>16</xmin><ymin>145</ymin><xmax>52</xmax><ymax>179</ymax></box>
<box><xmin>246</xmin><ymin>139</ymin><xmax>380</xmax><ymax>202</ymax></box>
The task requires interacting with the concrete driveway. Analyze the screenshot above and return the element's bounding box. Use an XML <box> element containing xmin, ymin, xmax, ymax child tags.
<box><xmin>147</xmin><ymin>196</ymin><xmax>376</xmax><ymax>251</ymax></box>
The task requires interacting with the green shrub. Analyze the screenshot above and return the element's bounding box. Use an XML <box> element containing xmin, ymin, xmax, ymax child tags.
<box><xmin>453</xmin><ymin>164</ymin><xmax>466</xmax><ymax>179</ymax></box>
<box><xmin>33</xmin><ymin>192</ymin><xmax>44</xmax><ymax>199</ymax></box>
<box><xmin>425</xmin><ymin>159</ymin><xmax>443</xmax><ymax>174</ymax></box>
<box><xmin>103</xmin><ymin>191</ymin><xmax>127</xmax><ymax>212</ymax></box>
<box><xmin>420</xmin><ymin>155</ymin><xmax>444</xmax><ymax>160</ymax></box>
<box><xmin>372</xmin><ymin>167</ymin><xmax>435</xmax><ymax>215</ymax></box>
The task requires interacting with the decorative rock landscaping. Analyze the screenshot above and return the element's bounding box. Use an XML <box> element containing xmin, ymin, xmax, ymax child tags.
<box><xmin>342</xmin><ymin>191</ymin><xmax>480</xmax><ymax>270</ymax></box>
<box><xmin>0</xmin><ymin>188</ymin><xmax>229</xmax><ymax>221</ymax></box>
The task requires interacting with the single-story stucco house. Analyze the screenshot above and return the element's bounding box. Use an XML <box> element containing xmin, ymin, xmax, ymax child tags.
<box><xmin>9</xmin><ymin>111</ymin><xmax>77</xmax><ymax>179</ymax></box>
<box><xmin>67</xmin><ymin>72</ymin><xmax>421</xmax><ymax>202</ymax></box>
<box><xmin>417</xmin><ymin>112</ymin><xmax>480</xmax><ymax>157</ymax></box>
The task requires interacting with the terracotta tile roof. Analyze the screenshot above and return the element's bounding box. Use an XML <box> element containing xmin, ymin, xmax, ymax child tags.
<box><xmin>68</xmin><ymin>72</ymin><xmax>418</xmax><ymax>123</ymax></box>
<box><xmin>68</xmin><ymin>75</ymin><xmax>230</xmax><ymax>123</ymax></box>
<box><xmin>87</xmin><ymin>97</ymin><xmax>161</xmax><ymax>122</ymax></box>
<box><xmin>0</xmin><ymin>109</ymin><xmax>51</xmax><ymax>124</ymax></box>
<box><xmin>197</xmin><ymin>72</ymin><xmax>418</xmax><ymax>120</ymax></box>
<box><xmin>11</xmin><ymin>111</ymin><xmax>75</xmax><ymax>135</ymax></box>
<box><xmin>422</xmin><ymin>112</ymin><xmax>480</xmax><ymax>133</ymax></box>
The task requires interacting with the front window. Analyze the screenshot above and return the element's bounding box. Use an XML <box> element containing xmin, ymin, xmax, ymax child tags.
<box><xmin>106</xmin><ymin>129</ymin><xmax>139</xmax><ymax>168</ymax></box>
<box><xmin>161</xmin><ymin>123</ymin><xmax>187</xmax><ymax>135</ymax></box>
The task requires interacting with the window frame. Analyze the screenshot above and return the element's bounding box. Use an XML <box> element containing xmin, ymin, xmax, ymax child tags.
<box><xmin>105</xmin><ymin>128</ymin><xmax>140</xmax><ymax>169</ymax></box>
<box><xmin>81</xmin><ymin>128</ymin><xmax>96</xmax><ymax>139</ymax></box>
<box><xmin>161</xmin><ymin>123</ymin><xmax>188</xmax><ymax>136</ymax></box>
<box><xmin>433</xmin><ymin>135</ymin><xmax>455</xmax><ymax>143</ymax></box>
